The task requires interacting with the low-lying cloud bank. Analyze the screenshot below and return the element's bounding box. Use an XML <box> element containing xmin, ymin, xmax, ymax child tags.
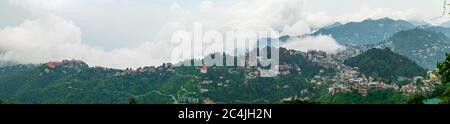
<box><xmin>282</xmin><ymin>35</ymin><xmax>345</xmax><ymax>54</ymax></box>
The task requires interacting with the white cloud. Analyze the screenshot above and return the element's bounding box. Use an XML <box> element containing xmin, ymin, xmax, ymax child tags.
<box><xmin>304</xmin><ymin>11</ymin><xmax>334</xmax><ymax>29</ymax></box>
<box><xmin>0</xmin><ymin>15</ymin><xmax>83</xmax><ymax>63</ymax></box>
<box><xmin>154</xmin><ymin>0</ymin><xmax>320</xmax><ymax>60</ymax></box>
<box><xmin>0</xmin><ymin>0</ymin><xmax>346</xmax><ymax>68</ymax></box>
<box><xmin>282</xmin><ymin>35</ymin><xmax>345</xmax><ymax>54</ymax></box>
<box><xmin>0</xmin><ymin>15</ymin><xmax>170</xmax><ymax>69</ymax></box>
<box><xmin>281</xmin><ymin>21</ymin><xmax>311</xmax><ymax>36</ymax></box>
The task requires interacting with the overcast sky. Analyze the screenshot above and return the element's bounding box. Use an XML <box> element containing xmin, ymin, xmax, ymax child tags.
<box><xmin>0</xmin><ymin>0</ymin><xmax>448</xmax><ymax>68</ymax></box>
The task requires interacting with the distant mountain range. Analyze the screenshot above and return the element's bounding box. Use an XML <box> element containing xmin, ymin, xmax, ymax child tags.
<box><xmin>0</xmin><ymin>61</ymin><xmax>18</xmax><ymax>68</ymax></box>
<box><xmin>379</xmin><ymin>28</ymin><xmax>450</xmax><ymax>69</ymax></box>
<box><xmin>322</xmin><ymin>22</ymin><xmax>343</xmax><ymax>29</ymax></box>
<box><xmin>423</xmin><ymin>26</ymin><xmax>450</xmax><ymax>38</ymax></box>
<box><xmin>306</xmin><ymin>18</ymin><xmax>450</xmax><ymax>69</ymax></box>
<box><xmin>440</xmin><ymin>21</ymin><xmax>450</xmax><ymax>28</ymax></box>
<box><xmin>409</xmin><ymin>20</ymin><xmax>429</xmax><ymax>26</ymax></box>
<box><xmin>313</xmin><ymin>18</ymin><xmax>415</xmax><ymax>45</ymax></box>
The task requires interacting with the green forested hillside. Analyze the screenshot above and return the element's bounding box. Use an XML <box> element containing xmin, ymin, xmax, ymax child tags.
<box><xmin>318</xmin><ymin>89</ymin><xmax>404</xmax><ymax>104</ymax></box>
<box><xmin>0</xmin><ymin>48</ymin><xmax>327</xmax><ymax>104</ymax></box>
<box><xmin>381</xmin><ymin>28</ymin><xmax>450</xmax><ymax>69</ymax></box>
<box><xmin>344</xmin><ymin>48</ymin><xmax>427</xmax><ymax>82</ymax></box>
<box><xmin>0</xmin><ymin>47</ymin><xmax>439</xmax><ymax>104</ymax></box>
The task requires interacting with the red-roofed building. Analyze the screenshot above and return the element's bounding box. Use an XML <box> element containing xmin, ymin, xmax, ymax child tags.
<box><xmin>200</xmin><ymin>66</ymin><xmax>208</xmax><ymax>74</ymax></box>
<box><xmin>47</xmin><ymin>61</ymin><xmax>65</xmax><ymax>69</ymax></box>
<box><xmin>95</xmin><ymin>66</ymin><xmax>104</xmax><ymax>70</ymax></box>
<box><xmin>377</xmin><ymin>82</ymin><xmax>385</xmax><ymax>89</ymax></box>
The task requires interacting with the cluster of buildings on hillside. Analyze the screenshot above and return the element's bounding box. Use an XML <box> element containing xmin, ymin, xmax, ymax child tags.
<box><xmin>113</xmin><ymin>63</ymin><xmax>175</xmax><ymax>76</ymax></box>
<box><xmin>324</xmin><ymin>65</ymin><xmax>442</xmax><ymax>96</ymax></box>
<box><xmin>45</xmin><ymin>47</ymin><xmax>444</xmax><ymax>100</ymax></box>
<box><xmin>301</xmin><ymin>49</ymin><xmax>443</xmax><ymax>96</ymax></box>
<box><xmin>325</xmin><ymin>67</ymin><xmax>392</xmax><ymax>96</ymax></box>
<box><xmin>113</xmin><ymin>66</ymin><xmax>158</xmax><ymax>76</ymax></box>
<box><xmin>399</xmin><ymin>72</ymin><xmax>442</xmax><ymax>95</ymax></box>
<box><xmin>44</xmin><ymin>60</ymin><xmax>87</xmax><ymax>73</ymax></box>
<box><xmin>46</xmin><ymin>60</ymin><xmax>86</xmax><ymax>69</ymax></box>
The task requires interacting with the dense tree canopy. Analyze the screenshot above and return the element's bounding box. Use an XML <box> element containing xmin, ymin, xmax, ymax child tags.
<box><xmin>406</xmin><ymin>93</ymin><xmax>425</xmax><ymax>104</ymax></box>
<box><xmin>438</xmin><ymin>53</ymin><xmax>450</xmax><ymax>85</ymax></box>
<box><xmin>435</xmin><ymin>53</ymin><xmax>450</xmax><ymax>104</ymax></box>
<box><xmin>440</xmin><ymin>87</ymin><xmax>450</xmax><ymax>104</ymax></box>
<box><xmin>345</xmin><ymin>48</ymin><xmax>427</xmax><ymax>83</ymax></box>
<box><xmin>128</xmin><ymin>98</ymin><xmax>139</xmax><ymax>104</ymax></box>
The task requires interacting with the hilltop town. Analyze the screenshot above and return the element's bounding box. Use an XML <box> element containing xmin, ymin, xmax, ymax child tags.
<box><xmin>11</xmin><ymin>46</ymin><xmax>438</xmax><ymax>104</ymax></box>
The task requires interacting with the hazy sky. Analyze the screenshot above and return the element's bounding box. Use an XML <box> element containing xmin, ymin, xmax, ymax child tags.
<box><xmin>304</xmin><ymin>0</ymin><xmax>443</xmax><ymax>18</ymax></box>
<box><xmin>0</xmin><ymin>0</ymin><xmax>448</xmax><ymax>68</ymax></box>
<box><xmin>0</xmin><ymin>0</ymin><xmax>446</xmax><ymax>49</ymax></box>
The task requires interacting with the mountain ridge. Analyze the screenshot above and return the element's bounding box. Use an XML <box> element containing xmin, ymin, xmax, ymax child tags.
<box><xmin>379</xmin><ymin>28</ymin><xmax>450</xmax><ymax>69</ymax></box>
<box><xmin>344</xmin><ymin>48</ymin><xmax>427</xmax><ymax>83</ymax></box>
<box><xmin>313</xmin><ymin>18</ymin><xmax>415</xmax><ymax>45</ymax></box>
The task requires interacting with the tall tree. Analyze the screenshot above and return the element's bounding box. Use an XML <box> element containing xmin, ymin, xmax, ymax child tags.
<box><xmin>406</xmin><ymin>93</ymin><xmax>425</xmax><ymax>104</ymax></box>
<box><xmin>438</xmin><ymin>53</ymin><xmax>450</xmax><ymax>85</ymax></box>
<box><xmin>440</xmin><ymin>87</ymin><xmax>450</xmax><ymax>104</ymax></box>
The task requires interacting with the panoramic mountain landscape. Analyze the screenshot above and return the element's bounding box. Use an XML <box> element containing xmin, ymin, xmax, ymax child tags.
<box><xmin>1</xmin><ymin>16</ymin><xmax>450</xmax><ymax>104</ymax></box>
<box><xmin>0</xmin><ymin>16</ymin><xmax>449</xmax><ymax>104</ymax></box>
<box><xmin>0</xmin><ymin>0</ymin><xmax>450</xmax><ymax>105</ymax></box>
